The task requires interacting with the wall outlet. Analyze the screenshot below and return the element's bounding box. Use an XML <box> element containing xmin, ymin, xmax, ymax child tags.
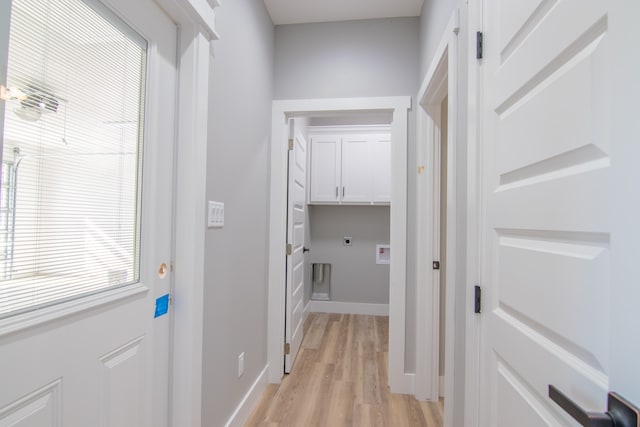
<box><xmin>343</xmin><ymin>236</ymin><xmax>353</xmax><ymax>246</ymax></box>
<box><xmin>237</xmin><ymin>352</ymin><xmax>244</xmax><ymax>378</ymax></box>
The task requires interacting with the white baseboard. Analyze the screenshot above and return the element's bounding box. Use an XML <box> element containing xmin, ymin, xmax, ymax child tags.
<box><xmin>224</xmin><ymin>364</ymin><xmax>269</xmax><ymax>427</ymax></box>
<box><xmin>308</xmin><ymin>300</ymin><xmax>389</xmax><ymax>316</ymax></box>
<box><xmin>439</xmin><ymin>375</ymin><xmax>444</xmax><ymax>397</ymax></box>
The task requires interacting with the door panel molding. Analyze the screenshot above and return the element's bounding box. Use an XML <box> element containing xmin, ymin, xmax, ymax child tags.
<box><xmin>0</xmin><ymin>379</ymin><xmax>62</xmax><ymax>427</ymax></box>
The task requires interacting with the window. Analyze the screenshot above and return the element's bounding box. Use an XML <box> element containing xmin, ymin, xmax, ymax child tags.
<box><xmin>0</xmin><ymin>0</ymin><xmax>147</xmax><ymax>318</ymax></box>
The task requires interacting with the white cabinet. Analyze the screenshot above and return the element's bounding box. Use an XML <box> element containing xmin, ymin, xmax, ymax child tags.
<box><xmin>309</xmin><ymin>132</ymin><xmax>391</xmax><ymax>205</ymax></box>
<box><xmin>309</xmin><ymin>135</ymin><xmax>341</xmax><ymax>202</ymax></box>
<box><xmin>341</xmin><ymin>136</ymin><xmax>371</xmax><ymax>202</ymax></box>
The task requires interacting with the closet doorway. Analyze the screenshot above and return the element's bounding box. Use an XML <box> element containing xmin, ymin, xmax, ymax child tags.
<box><xmin>284</xmin><ymin>112</ymin><xmax>393</xmax><ymax>374</ymax></box>
<box><xmin>267</xmin><ymin>97</ymin><xmax>412</xmax><ymax>394</ymax></box>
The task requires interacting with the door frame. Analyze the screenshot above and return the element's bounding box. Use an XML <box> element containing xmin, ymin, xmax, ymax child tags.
<box><xmin>150</xmin><ymin>0</ymin><xmax>218</xmax><ymax>426</ymax></box>
<box><xmin>268</xmin><ymin>97</ymin><xmax>412</xmax><ymax>393</ymax></box>
<box><xmin>415</xmin><ymin>9</ymin><xmax>459</xmax><ymax>423</ymax></box>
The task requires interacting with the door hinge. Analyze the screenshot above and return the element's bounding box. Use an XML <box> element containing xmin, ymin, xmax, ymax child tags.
<box><xmin>433</xmin><ymin>261</ymin><xmax>440</xmax><ymax>270</ymax></box>
<box><xmin>284</xmin><ymin>342</ymin><xmax>290</xmax><ymax>355</ymax></box>
<box><xmin>474</xmin><ymin>285</ymin><xmax>482</xmax><ymax>314</ymax></box>
<box><xmin>286</xmin><ymin>243</ymin><xmax>292</xmax><ymax>255</ymax></box>
<box><xmin>476</xmin><ymin>31</ymin><xmax>483</xmax><ymax>59</ymax></box>
<box><xmin>288</xmin><ymin>138</ymin><xmax>294</xmax><ymax>151</ymax></box>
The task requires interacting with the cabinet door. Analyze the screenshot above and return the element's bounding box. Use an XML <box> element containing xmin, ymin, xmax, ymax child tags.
<box><xmin>341</xmin><ymin>136</ymin><xmax>371</xmax><ymax>203</ymax></box>
<box><xmin>309</xmin><ymin>136</ymin><xmax>340</xmax><ymax>203</ymax></box>
<box><xmin>370</xmin><ymin>135</ymin><xmax>392</xmax><ymax>203</ymax></box>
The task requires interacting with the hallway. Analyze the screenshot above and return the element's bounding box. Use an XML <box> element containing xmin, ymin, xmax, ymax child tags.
<box><xmin>245</xmin><ymin>313</ymin><xmax>443</xmax><ymax>426</ymax></box>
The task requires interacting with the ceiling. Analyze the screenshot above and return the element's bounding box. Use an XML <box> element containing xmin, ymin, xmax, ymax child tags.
<box><xmin>263</xmin><ymin>0</ymin><xmax>424</xmax><ymax>25</ymax></box>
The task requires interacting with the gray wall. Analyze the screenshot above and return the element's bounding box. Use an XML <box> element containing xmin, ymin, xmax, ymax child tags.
<box><xmin>274</xmin><ymin>18</ymin><xmax>419</xmax><ymax>99</ymax></box>
<box><xmin>419</xmin><ymin>0</ymin><xmax>460</xmax><ymax>77</ymax></box>
<box><xmin>201</xmin><ymin>1</ymin><xmax>274</xmax><ymax>425</ymax></box>
<box><xmin>274</xmin><ymin>17</ymin><xmax>421</xmax><ymax>372</ymax></box>
<box><xmin>419</xmin><ymin>1</ymin><xmax>468</xmax><ymax>426</ymax></box>
<box><xmin>309</xmin><ymin>205</ymin><xmax>390</xmax><ymax>304</ymax></box>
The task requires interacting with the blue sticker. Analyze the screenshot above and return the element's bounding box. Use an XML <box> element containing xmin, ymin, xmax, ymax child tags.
<box><xmin>154</xmin><ymin>294</ymin><xmax>170</xmax><ymax>318</ymax></box>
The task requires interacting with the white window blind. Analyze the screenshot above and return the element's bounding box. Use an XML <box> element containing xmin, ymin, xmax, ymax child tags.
<box><xmin>0</xmin><ymin>0</ymin><xmax>147</xmax><ymax>318</ymax></box>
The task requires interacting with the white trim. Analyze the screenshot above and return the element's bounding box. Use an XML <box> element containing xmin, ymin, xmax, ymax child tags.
<box><xmin>170</xmin><ymin>24</ymin><xmax>211</xmax><ymax>427</ymax></box>
<box><xmin>308</xmin><ymin>301</ymin><xmax>389</xmax><ymax>316</ymax></box>
<box><xmin>464</xmin><ymin>1</ymin><xmax>483</xmax><ymax>426</ymax></box>
<box><xmin>224</xmin><ymin>364</ymin><xmax>269</xmax><ymax>427</ymax></box>
<box><xmin>415</xmin><ymin>13</ymin><xmax>460</xmax><ymax>426</ymax></box>
<box><xmin>307</xmin><ymin>124</ymin><xmax>392</xmax><ymax>134</ymax></box>
<box><xmin>0</xmin><ymin>284</ymin><xmax>148</xmax><ymax>337</ymax></box>
<box><xmin>268</xmin><ymin>97</ymin><xmax>411</xmax><ymax>394</ymax></box>
<box><xmin>150</xmin><ymin>0</ymin><xmax>220</xmax><ymax>422</ymax></box>
<box><xmin>154</xmin><ymin>0</ymin><xmax>220</xmax><ymax>40</ymax></box>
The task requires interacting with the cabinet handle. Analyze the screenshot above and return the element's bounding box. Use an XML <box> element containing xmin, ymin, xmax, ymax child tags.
<box><xmin>335</xmin><ymin>186</ymin><xmax>338</xmax><ymax>198</ymax></box>
<box><xmin>343</xmin><ymin>186</ymin><xmax>345</xmax><ymax>197</ymax></box>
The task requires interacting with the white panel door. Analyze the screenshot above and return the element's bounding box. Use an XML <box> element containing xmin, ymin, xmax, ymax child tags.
<box><xmin>370</xmin><ymin>135</ymin><xmax>392</xmax><ymax>203</ymax></box>
<box><xmin>341</xmin><ymin>135</ymin><xmax>371</xmax><ymax>203</ymax></box>
<box><xmin>479</xmin><ymin>0</ymin><xmax>640</xmax><ymax>425</ymax></box>
<box><xmin>285</xmin><ymin>124</ymin><xmax>307</xmax><ymax>373</ymax></box>
<box><xmin>0</xmin><ymin>1</ymin><xmax>176</xmax><ymax>426</ymax></box>
<box><xmin>309</xmin><ymin>136</ymin><xmax>340</xmax><ymax>203</ymax></box>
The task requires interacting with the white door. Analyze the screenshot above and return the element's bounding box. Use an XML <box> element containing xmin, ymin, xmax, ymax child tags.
<box><xmin>341</xmin><ymin>136</ymin><xmax>371</xmax><ymax>203</ymax></box>
<box><xmin>0</xmin><ymin>0</ymin><xmax>176</xmax><ymax>426</ymax></box>
<box><xmin>479</xmin><ymin>0</ymin><xmax>640</xmax><ymax>425</ymax></box>
<box><xmin>285</xmin><ymin>123</ymin><xmax>307</xmax><ymax>373</ymax></box>
<box><xmin>309</xmin><ymin>135</ymin><xmax>340</xmax><ymax>203</ymax></box>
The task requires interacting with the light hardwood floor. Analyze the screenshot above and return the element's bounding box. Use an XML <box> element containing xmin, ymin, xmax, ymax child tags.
<box><xmin>245</xmin><ymin>313</ymin><xmax>444</xmax><ymax>427</ymax></box>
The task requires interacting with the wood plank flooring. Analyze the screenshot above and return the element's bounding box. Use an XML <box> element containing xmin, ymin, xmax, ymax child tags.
<box><xmin>245</xmin><ymin>313</ymin><xmax>444</xmax><ymax>427</ymax></box>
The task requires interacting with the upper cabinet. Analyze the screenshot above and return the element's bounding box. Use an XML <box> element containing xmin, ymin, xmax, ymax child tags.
<box><xmin>309</xmin><ymin>127</ymin><xmax>391</xmax><ymax>205</ymax></box>
<box><xmin>309</xmin><ymin>135</ymin><xmax>341</xmax><ymax>203</ymax></box>
<box><xmin>341</xmin><ymin>136</ymin><xmax>371</xmax><ymax>203</ymax></box>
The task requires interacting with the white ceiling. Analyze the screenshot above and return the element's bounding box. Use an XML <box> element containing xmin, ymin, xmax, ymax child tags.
<box><xmin>264</xmin><ymin>0</ymin><xmax>424</xmax><ymax>25</ymax></box>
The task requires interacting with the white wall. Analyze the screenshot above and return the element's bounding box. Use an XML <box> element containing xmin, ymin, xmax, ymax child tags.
<box><xmin>201</xmin><ymin>1</ymin><xmax>274</xmax><ymax>425</ymax></box>
<box><xmin>419</xmin><ymin>1</ymin><xmax>468</xmax><ymax>426</ymax></box>
<box><xmin>274</xmin><ymin>16</ymin><xmax>420</xmax><ymax>371</ymax></box>
<box><xmin>309</xmin><ymin>205</ymin><xmax>390</xmax><ymax>304</ymax></box>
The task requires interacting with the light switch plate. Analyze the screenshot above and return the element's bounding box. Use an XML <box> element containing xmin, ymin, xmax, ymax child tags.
<box><xmin>208</xmin><ymin>201</ymin><xmax>224</xmax><ymax>228</ymax></box>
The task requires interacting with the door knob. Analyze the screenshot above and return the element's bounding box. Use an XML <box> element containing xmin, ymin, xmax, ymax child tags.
<box><xmin>158</xmin><ymin>263</ymin><xmax>168</xmax><ymax>279</ymax></box>
<box><xmin>303</xmin><ymin>247</ymin><xmax>310</xmax><ymax>253</ymax></box>
<box><xmin>549</xmin><ymin>385</ymin><xmax>639</xmax><ymax>427</ymax></box>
